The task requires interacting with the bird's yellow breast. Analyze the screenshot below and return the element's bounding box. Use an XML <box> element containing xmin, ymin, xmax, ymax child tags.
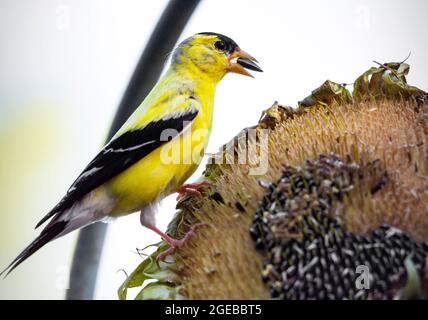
<box><xmin>106</xmin><ymin>78</ymin><xmax>215</xmax><ymax>216</ymax></box>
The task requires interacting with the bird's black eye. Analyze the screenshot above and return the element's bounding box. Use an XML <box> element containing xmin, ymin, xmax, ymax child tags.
<box><xmin>214</xmin><ymin>40</ymin><xmax>226</xmax><ymax>51</ymax></box>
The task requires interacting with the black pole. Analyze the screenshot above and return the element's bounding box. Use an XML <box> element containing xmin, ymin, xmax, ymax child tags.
<box><xmin>66</xmin><ymin>0</ymin><xmax>202</xmax><ymax>300</ymax></box>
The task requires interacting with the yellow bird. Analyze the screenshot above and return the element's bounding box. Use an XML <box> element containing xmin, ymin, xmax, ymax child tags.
<box><xmin>2</xmin><ymin>32</ymin><xmax>262</xmax><ymax>275</ymax></box>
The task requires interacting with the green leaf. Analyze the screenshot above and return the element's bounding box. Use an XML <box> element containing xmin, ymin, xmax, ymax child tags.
<box><xmin>134</xmin><ymin>282</ymin><xmax>184</xmax><ymax>300</ymax></box>
<box><xmin>402</xmin><ymin>256</ymin><xmax>422</xmax><ymax>299</ymax></box>
<box><xmin>298</xmin><ymin>80</ymin><xmax>352</xmax><ymax>108</ymax></box>
<box><xmin>353</xmin><ymin>67</ymin><xmax>380</xmax><ymax>102</ymax></box>
<box><xmin>117</xmin><ymin>243</ymin><xmax>177</xmax><ymax>300</ymax></box>
<box><xmin>353</xmin><ymin>62</ymin><xmax>425</xmax><ymax>102</ymax></box>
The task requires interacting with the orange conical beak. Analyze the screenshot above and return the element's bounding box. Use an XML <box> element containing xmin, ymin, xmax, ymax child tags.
<box><xmin>227</xmin><ymin>48</ymin><xmax>263</xmax><ymax>78</ymax></box>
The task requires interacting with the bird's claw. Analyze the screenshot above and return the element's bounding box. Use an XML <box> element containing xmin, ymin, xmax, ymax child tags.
<box><xmin>157</xmin><ymin>223</ymin><xmax>207</xmax><ymax>261</ymax></box>
<box><xmin>176</xmin><ymin>181</ymin><xmax>212</xmax><ymax>201</ymax></box>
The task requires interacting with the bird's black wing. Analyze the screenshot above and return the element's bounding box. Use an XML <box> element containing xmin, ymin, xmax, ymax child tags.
<box><xmin>35</xmin><ymin>105</ymin><xmax>199</xmax><ymax>228</ymax></box>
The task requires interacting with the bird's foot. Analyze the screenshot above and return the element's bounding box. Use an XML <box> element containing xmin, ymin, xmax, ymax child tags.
<box><xmin>157</xmin><ymin>223</ymin><xmax>207</xmax><ymax>261</ymax></box>
<box><xmin>176</xmin><ymin>181</ymin><xmax>212</xmax><ymax>201</ymax></box>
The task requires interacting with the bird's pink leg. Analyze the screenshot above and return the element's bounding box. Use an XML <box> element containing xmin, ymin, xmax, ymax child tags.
<box><xmin>176</xmin><ymin>181</ymin><xmax>212</xmax><ymax>201</ymax></box>
<box><xmin>144</xmin><ymin>223</ymin><xmax>207</xmax><ymax>261</ymax></box>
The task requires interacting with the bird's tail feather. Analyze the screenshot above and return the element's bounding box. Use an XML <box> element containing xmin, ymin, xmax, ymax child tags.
<box><xmin>0</xmin><ymin>220</ymin><xmax>67</xmax><ymax>278</ymax></box>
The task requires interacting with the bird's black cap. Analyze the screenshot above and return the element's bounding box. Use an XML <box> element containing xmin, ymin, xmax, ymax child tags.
<box><xmin>198</xmin><ymin>32</ymin><xmax>239</xmax><ymax>53</ymax></box>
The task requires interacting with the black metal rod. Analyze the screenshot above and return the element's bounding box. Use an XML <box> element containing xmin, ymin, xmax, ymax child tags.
<box><xmin>66</xmin><ymin>0</ymin><xmax>202</xmax><ymax>300</ymax></box>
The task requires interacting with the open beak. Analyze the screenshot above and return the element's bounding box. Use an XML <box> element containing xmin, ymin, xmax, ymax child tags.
<box><xmin>227</xmin><ymin>48</ymin><xmax>263</xmax><ymax>78</ymax></box>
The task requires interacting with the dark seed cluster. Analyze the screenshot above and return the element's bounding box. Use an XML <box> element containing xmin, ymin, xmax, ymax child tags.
<box><xmin>250</xmin><ymin>153</ymin><xmax>428</xmax><ymax>299</ymax></box>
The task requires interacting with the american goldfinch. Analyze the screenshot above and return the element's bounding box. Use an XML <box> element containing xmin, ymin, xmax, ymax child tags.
<box><xmin>2</xmin><ymin>32</ymin><xmax>262</xmax><ymax>275</ymax></box>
